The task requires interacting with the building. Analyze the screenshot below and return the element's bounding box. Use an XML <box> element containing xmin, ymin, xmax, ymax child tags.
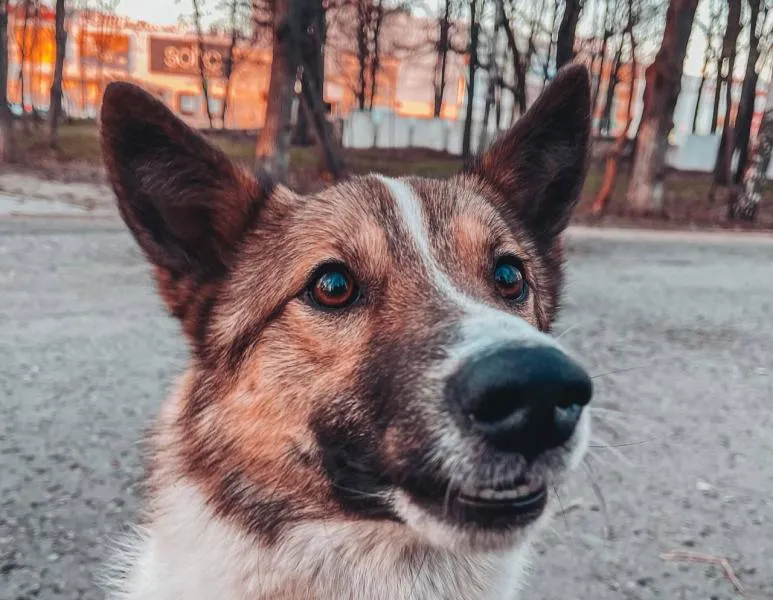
<box><xmin>5</xmin><ymin>3</ymin><xmax>467</xmax><ymax>129</ymax></box>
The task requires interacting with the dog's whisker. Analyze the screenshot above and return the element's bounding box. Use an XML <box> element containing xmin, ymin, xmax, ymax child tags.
<box><xmin>591</xmin><ymin>364</ymin><xmax>651</xmax><ymax>380</ymax></box>
<box><xmin>554</xmin><ymin>321</ymin><xmax>587</xmax><ymax>341</ymax></box>
<box><xmin>589</xmin><ymin>434</ymin><xmax>634</xmax><ymax>466</ymax></box>
<box><xmin>552</xmin><ymin>483</ymin><xmax>570</xmax><ymax>531</ymax></box>
<box><xmin>590</xmin><ymin>437</ymin><xmax>658</xmax><ymax>448</ymax></box>
<box><xmin>330</xmin><ymin>482</ymin><xmax>386</xmax><ymax>500</ymax></box>
<box><xmin>582</xmin><ymin>461</ymin><xmax>612</xmax><ymax>540</ymax></box>
<box><xmin>591</xmin><ymin>406</ymin><xmax>656</xmax><ymax>427</ymax></box>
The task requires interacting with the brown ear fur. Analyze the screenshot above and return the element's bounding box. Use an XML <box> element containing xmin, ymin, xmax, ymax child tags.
<box><xmin>470</xmin><ymin>64</ymin><xmax>591</xmax><ymax>246</ymax></box>
<box><xmin>100</xmin><ymin>82</ymin><xmax>272</xmax><ymax>345</ymax></box>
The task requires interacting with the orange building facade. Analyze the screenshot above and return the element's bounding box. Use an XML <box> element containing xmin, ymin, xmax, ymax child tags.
<box><xmin>6</xmin><ymin>5</ymin><xmax>467</xmax><ymax>129</ymax></box>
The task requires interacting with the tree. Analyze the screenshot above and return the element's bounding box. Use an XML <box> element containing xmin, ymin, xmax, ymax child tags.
<box><xmin>626</xmin><ymin>0</ymin><xmax>699</xmax><ymax>215</ymax></box>
<box><xmin>710</xmin><ymin>0</ymin><xmax>742</xmax><ymax>189</ymax></box>
<box><xmin>220</xmin><ymin>0</ymin><xmax>240</xmax><ymax>127</ymax></box>
<box><xmin>461</xmin><ymin>0</ymin><xmax>483</xmax><ymax>161</ymax></box>
<box><xmin>555</xmin><ymin>0</ymin><xmax>583</xmax><ymax>69</ymax></box>
<box><xmin>255</xmin><ymin>0</ymin><xmax>295</xmax><ymax>180</ymax></box>
<box><xmin>255</xmin><ymin>0</ymin><xmax>344</xmax><ymax>181</ymax></box>
<box><xmin>15</xmin><ymin>0</ymin><xmax>34</xmax><ymax>116</ymax></box>
<box><xmin>290</xmin><ymin>0</ymin><xmax>324</xmax><ymax>145</ymax></box>
<box><xmin>691</xmin><ymin>0</ymin><xmax>721</xmax><ymax>133</ymax></box>
<box><xmin>591</xmin><ymin>0</ymin><xmax>637</xmax><ymax>214</ymax></box>
<box><xmin>0</xmin><ymin>0</ymin><xmax>13</xmax><ymax>162</ymax></box>
<box><xmin>49</xmin><ymin>0</ymin><xmax>67</xmax><ymax>148</ymax></box>
<box><xmin>433</xmin><ymin>0</ymin><xmax>454</xmax><ymax>117</ymax></box>
<box><xmin>192</xmin><ymin>0</ymin><xmax>214</xmax><ymax>128</ymax></box>
<box><xmin>732</xmin><ymin>0</ymin><xmax>773</xmax><ymax>183</ymax></box>
<box><xmin>589</xmin><ymin>0</ymin><xmax>616</xmax><ymax>122</ymax></box>
<box><xmin>499</xmin><ymin>0</ymin><xmax>526</xmax><ymax>117</ymax></box>
<box><xmin>729</xmin><ymin>75</ymin><xmax>773</xmax><ymax>220</ymax></box>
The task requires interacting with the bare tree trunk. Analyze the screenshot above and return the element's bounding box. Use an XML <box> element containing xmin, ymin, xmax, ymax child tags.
<box><xmin>192</xmin><ymin>0</ymin><xmax>214</xmax><ymax>128</ymax></box>
<box><xmin>461</xmin><ymin>0</ymin><xmax>480</xmax><ymax>161</ymax></box>
<box><xmin>368</xmin><ymin>0</ymin><xmax>384</xmax><ymax>111</ymax></box>
<box><xmin>220</xmin><ymin>0</ymin><xmax>240</xmax><ymax>128</ymax></box>
<box><xmin>291</xmin><ymin>0</ymin><xmax>325</xmax><ymax>146</ymax></box>
<box><xmin>592</xmin><ymin>21</ymin><xmax>636</xmax><ymax>214</ymax></box>
<box><xmin>591</xmin><ymin>34</ymin><xmax>610</xmax><ymax>124</ymax></box>
<box><xmin>433</xmin><ymin>0</ymin><xmax>452</xmax><ymax>118</ymax></box>
<box><xmin>298</xmin><ymin>68</ymin><xmax>345</xmax><ymax>180</ymax></box>
<box><xmin>729</xmin><ymin>71</ymin><xmax>773</xmax><ymax>221</ymax></box>
<box><xmin>18</xmin><ymin>0</ymin><xmax>32</xmax><ymax>116</ymax></box>
<box><xmin>691</xmin><ymin>74</ymin><xmax>706</xmax><ymax>134</ymax></box>
<box><xmin>626</xmin><ymin>0</ymin><xmax>699</xmax><ymax>215</ymax></box>
<box><xmin>295</xmin><ymin>0</ymin><xmax>343</xmax><ymax>178</ymax></box>
<box><xmin>255</xmin><ymin>0</ymin><xmax>295</xmax><ymax>180</ymax></box>
<box><xmin>731</xmin><ymin>0</ymin><xmax>763</xmax><ymax>184</ymax></box>
<box><xmin>356</xmin><ymin>0</ymin><xmax>368</xmax><ymax>111</ymax></box>
<box><xmin>711</xmin><ymin>0</ymin><xmax>741</xmax><ymax>189</ymax></box>
<box><xmin>477</xmin><ymin>39</ymin><xmax>498</xmax><ymax>153</ymax></box>
<box><xmin>599</xmin><ymin>36</ymin><xmax>623</xmax><ymax>136</ymax></box>
<box><xmin>710</xmin><ymin>53</ymin><xmax>723</xmax><ymax>133</ymax></box>
<box><xmin>501</xmin><ymin>0</ymin><xmax>526</xmax><ymax>118</ymax></box>
<box><xmin>78</xmin><ymin>7</ymin><xmax>87</xmax><ymax>114</ymax></box>
<box><xmin>0</xmin><ymin>0</ymin><xmax>13</xmax><ymax>162</ymax></box>
<box><xmin>49</xmin><ymin>0</ymin><xmax>67</xmax><ymax>148</ymax></box>
<box><xmin>729</xmin><ymin>101</ymin><xmax>772</xmax><ymax>221</ymax></box>
<box><xmin>555</xmin><ymin>0</ymin><xmax>583</xmax><ymax>69</ymax></box>
<box><xmin>543</xmin><ymin>0</ymin><xmax>559</xmax><ymax>86</ymax></box>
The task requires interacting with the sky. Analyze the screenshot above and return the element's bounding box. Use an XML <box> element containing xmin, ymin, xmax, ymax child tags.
<box><xmin>117</xmin><ymin>0</ymin><xmax>181</xmax><ymax>26</ymax></box>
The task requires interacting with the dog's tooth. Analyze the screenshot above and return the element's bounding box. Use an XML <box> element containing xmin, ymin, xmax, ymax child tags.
<box><xmin>478</xmin><ymin>488</ymin><xmax>495</xmax><ymax>499</ymax></box>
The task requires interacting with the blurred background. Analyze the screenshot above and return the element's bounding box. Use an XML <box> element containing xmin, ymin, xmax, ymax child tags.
<box><xmin>0</xmin><ymin>0</ymin><xmax>772</xmax><ymax>599</ymax></box>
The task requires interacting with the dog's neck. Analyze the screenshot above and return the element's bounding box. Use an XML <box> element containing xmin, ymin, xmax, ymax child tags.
<box><xmin>110</xmin><ymin>478</ymin><xmax>530</xmax><ymax>600</ymax></box>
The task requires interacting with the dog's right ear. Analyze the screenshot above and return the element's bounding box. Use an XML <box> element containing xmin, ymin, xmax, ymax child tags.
<box><xmin>100</xmin><ymin>82</ymin><xmax>273</xmax><ymax>341</ymax></box>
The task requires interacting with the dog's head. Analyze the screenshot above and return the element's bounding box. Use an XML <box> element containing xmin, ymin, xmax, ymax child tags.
<box><xmin>101</xmin><ymin>65</ymin><xmax>592</xmax><ymax>553</ymax></box>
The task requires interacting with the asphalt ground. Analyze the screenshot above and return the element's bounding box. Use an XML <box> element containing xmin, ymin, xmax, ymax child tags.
<box><xmin>1</xmin><ymin>217</ymin><xmax>771</xmax><ymax>599</ymax></box>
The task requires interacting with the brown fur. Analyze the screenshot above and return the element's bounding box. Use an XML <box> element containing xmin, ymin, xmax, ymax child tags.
<box><xmin>100</xmin><ymin>66</ymin><xmax>592</xmax><ymax>586</ymax></box>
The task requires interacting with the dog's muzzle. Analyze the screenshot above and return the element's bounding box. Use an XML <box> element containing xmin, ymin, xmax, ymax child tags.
<box><xmin>432</xmin><ymin>344</ymin><xmax>593</xmax><ymax>528</ymax></box>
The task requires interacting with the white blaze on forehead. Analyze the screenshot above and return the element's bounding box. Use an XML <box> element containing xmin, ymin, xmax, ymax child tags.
<box><xmin>375</xmin><ymin>175</ymin><xmax>556</xmax><ymax>362</ymax></box>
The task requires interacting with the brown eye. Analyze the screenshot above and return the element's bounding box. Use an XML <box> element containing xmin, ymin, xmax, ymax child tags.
<box><xmin>493</xmin><ymin>257</ymin><xmax>528</xmax><ymax>302</ymax></box>
<box><xmin>309</xmin><ymin>266</ymin><xmax>358</xmax><ymax>309</ymax></box>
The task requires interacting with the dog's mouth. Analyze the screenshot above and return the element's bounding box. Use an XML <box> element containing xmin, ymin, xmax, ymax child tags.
<box><xmin>455</xmin><ymin>472</ymin><xmax>548</xmax><ymax>527</ymax></box>
<box><xmin>399</xmin><ymin>464</ymin><xmax>552</xmax><ymax>531</ymax></box>
<box><xmin>423</xmin><ymin>469</ymin><xmax>549</xmax><ymax>529</ymax></box>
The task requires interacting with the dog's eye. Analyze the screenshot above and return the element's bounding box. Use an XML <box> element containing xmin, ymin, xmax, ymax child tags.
<box><xmin>493</xmin><ymin>257</ymin><xmax>528</xmax><ymax>302</ymax></box>
<box><xmin>308</xmin><ymin>265</ymin><xmax>358</xmax><ymax>309</ymax></box>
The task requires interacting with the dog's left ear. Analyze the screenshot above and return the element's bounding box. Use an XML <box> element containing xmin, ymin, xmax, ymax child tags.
<box><xmin>470</xmin><ymin>64</ymin><xmax>591</xmax><ymax>246</ymax></box>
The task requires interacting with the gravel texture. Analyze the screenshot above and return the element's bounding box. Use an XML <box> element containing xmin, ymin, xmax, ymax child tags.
<box><xmin>1</xmin><ymin>218</ymin><xmax>771</xmax><ymax>599</ymax></box>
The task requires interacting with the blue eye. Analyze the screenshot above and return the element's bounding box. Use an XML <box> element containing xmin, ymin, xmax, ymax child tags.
<box><xmin>309</xmin><ymin>266</ymin><xmax>358</xmax><ymax>309</ymax></box>
<box><xmin>494</xmin><ymin>258</ymin><xmax>528</xmax><ymax>302</ymax></box>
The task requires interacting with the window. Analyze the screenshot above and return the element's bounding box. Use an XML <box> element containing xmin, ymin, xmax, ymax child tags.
<box><xmin>208</xmin><ymin>96</ymin><xmax>224</xmax><ymax>117</ymax></box>
<box><xmin>178</xmin><ymin>93</ymin><xmax>200</xmax><ymax>116</ymax></box>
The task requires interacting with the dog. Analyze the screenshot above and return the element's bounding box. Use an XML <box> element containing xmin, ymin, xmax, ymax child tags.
<box><xmin>100</xmin><ymin>63</ymin><xmax>593</xmax><ymax>600</ymax></box>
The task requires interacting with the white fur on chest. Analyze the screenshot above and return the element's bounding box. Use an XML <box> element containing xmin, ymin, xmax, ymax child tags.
<box><xmin>107</xmin><ymin>481</ymin><xmax>530</xmax><ymax>600</ymax></box>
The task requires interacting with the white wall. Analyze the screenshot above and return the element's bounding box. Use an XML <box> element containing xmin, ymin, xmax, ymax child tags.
<box><xmin>342</xmin><ymin>110</ymin><xmax>505</xmax><ymax>155</ymax></box>
<box><xmin>342</xmin><ymin>113</ymin><xmax>773</xmax><ymax>179</ymax></box>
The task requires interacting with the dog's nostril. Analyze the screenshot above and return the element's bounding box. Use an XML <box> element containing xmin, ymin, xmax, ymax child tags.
<box><xmin>469</xmin><ymin>385</ymin><xmax>521</xmax><ymax>424</ymax></box>
<box><xmin>554</xmin><ymin>403</ymin><xmax>584</xmax><ymax>440</ymax></box>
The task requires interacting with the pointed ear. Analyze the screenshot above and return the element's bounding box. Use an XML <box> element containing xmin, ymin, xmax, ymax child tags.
<box><xmin>470</xmin><ymin>64</ymin><xmax>591</xmax><ymax>245</ymax></box>
<box><xmin>100</xmin><ymin>82</ymin><xmax>273</xmax><ymax>343</ymax></box>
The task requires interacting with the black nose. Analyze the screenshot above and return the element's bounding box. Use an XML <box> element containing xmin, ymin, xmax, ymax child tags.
<box><xmin>448</xmin><ymin>346</ymin><xmax>592</xmax><ymax>458</ymax></box>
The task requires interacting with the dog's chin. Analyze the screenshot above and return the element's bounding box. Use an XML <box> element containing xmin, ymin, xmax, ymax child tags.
<box><xmin>392</xmin><ymin>412</ymin><xmax>591</xmax><ymax>553</ymax></box>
